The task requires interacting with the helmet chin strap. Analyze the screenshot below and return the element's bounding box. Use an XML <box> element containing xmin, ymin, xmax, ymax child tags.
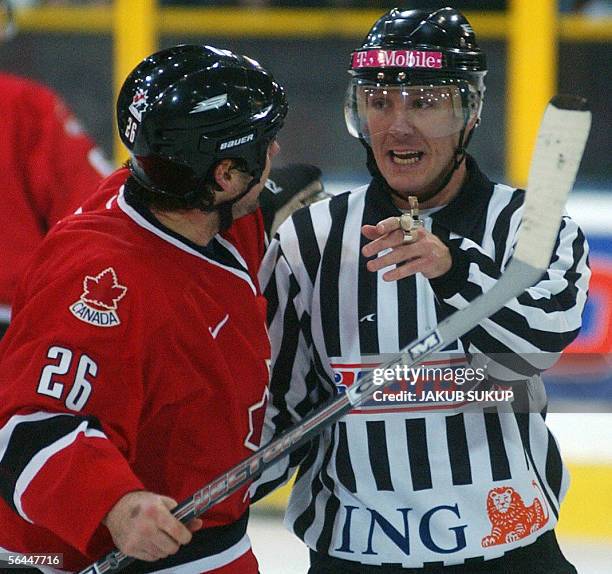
<box><xmin>203</xmin><ymin>137</ymin><xmax>271</xmax><ymax>231</ymax></box>
<box><xmin>204</xmin><ymin>174</ymin><xmax>261</xmax><ymax>232</ymax></box>
<box><xmin>365</xmin><ymin>123</ymin><xmax>473</xmax><ymax>207</ymax></box>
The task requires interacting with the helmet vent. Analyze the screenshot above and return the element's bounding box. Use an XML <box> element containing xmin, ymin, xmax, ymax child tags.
<box><xmin>452</xmin><ymin>54</ymin><xmax>484</xmax><ymax>71</ymax></box>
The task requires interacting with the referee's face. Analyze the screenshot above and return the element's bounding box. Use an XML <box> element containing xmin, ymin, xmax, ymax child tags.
<box><xmin>365</xmin><ymin>88</ymin><xmax>464</xmax><ymax>202</ymax></box>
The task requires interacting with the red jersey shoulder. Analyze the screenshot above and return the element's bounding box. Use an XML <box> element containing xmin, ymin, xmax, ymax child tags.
<box><xmin>1</xmin><ymin>73</ymin><xmax>57</xmax><ymax>107</ymax></box>
<box><xmin>13</xmin><ymin>250</ymin><xmax>136</xmax><ymax>333</ymax></box>
<box><xmin>2</xmin><ymin>73</ymin><xmax>82</xmax><ymax>137</ymax></box>
<box><xmin>1</xmin><ymin>73</ymin><xmax>111</xmax><ymax>221</ymax></box>
<box><xmin>67</xmin><ymin>267</ymin><xmax>129</xmax><ymax>328</ymax></box>
<box><xmin>71</xmin><ymin>168</ymin><xmax>130</xmax><ymax>214</ymax></box>
<box><xmin>12</xmin><ymin>176</ymin><xmax>144</xmax><ymax>329</ymax></box>
<box><xmin>18</xmin><ymin>173</ymin><xmax>263</xmax><ymax>332</ymax></box>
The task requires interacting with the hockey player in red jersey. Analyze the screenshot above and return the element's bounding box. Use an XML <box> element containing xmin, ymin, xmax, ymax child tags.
<box><xmin>0</xmin><ymin>0</ymin><xmax>113</xmax><ymax>337</ymax></box>
<box><xmin>0</xmin><ymin>44</ymin><xmax>287</xmax><ymax>573</ymax></box>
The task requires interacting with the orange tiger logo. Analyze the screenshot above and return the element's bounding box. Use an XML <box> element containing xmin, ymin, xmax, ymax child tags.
<box><xmin>481</xmin><ymin>481</ymin><xmax>549</xmax><ymax>547</ymax></box>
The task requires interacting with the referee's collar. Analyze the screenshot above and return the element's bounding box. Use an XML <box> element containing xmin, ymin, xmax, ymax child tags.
<box><xmin>368</xmin><ymin>155</ymin><xmax>495</xmax><ymax>241</ymax></box>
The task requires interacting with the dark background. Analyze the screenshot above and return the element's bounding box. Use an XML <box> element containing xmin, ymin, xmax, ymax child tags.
<box><xmin>1</xmin><ymin>32</ymin><xmax>609</xmax><ymax>187</ymax></box>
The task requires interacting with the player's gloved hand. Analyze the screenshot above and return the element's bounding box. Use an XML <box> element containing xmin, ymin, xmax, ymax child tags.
<box><xmin>259</xmin><ymin>163</ymin><xmax>329</xmax><ymax>238</ymax></box>
<box><xmin>103</xmin><ymin>490</ymin><xmax>202</xmax><ymax>562</ymax></box>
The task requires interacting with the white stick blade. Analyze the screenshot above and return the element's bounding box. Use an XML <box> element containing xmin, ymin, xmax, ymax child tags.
<box><xmin>513</xmin><ymin>95</ymin><xmax>591</xmax><ymax>270</ymax></box>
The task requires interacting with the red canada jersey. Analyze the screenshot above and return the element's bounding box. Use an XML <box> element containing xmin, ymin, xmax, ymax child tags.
<box><xmin>0</xmin><ymin>169</ymin><xmax>270</xmax><ymax>571</ymax></box>
<box><xmin>0</xmin><ymin>73</ymin><xmax>112</xmax><ymax>315</ymax></box>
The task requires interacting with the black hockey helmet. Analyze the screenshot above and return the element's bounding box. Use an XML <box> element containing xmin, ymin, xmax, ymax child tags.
<box><xmin>117</xmin><ymin>44</ymin><xmax>287</xmax><ymax>207</ymax></box>
<box><xmin>345</xmin><ymin>7</ymin><xmax>488</xmax><ymax>200</ymax></box>
<box><xmin>345</xmin><ymin>6</ymin><xmax>487</xmax><ymax>143</ymax></box>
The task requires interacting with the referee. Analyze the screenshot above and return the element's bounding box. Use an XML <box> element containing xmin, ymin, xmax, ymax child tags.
<box><xmin>253</xmin><ymin>7</ymin><xmax>588</xmax><ymax>574</ymax></box>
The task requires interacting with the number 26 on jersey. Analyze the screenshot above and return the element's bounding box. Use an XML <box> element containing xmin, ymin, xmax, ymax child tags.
<box><xmin>37</xmin><ymin>346</ymin><xmax>98</xmax><ymax>411</ymax></box>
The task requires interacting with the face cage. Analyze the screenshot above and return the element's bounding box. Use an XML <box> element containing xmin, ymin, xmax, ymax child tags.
<box><xmin>345</xmin><ymin>78</ymin><xmax>482</xmax><ymax>144</ymax></box>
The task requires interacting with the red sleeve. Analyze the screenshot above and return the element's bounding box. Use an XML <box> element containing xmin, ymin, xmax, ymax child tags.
<box><xmin>20</xmin><ymin>79</ymin><xmax>113</xmax><ymax>230</ymax></box>
<box><xmin>0</xmin><ymin>244</ymin><xmax>147</xmax><ymax>553</ymax></box>
<box><xmin>23</xmin><ymin>430</ymin><xmax>145</xmax><ymax>554</ymax></box>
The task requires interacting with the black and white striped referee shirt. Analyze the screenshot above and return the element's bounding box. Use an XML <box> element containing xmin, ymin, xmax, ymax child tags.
<box><xmin>252</xmin><ymin>156</ymin><xmax>590</xmax><ymax>568</ymax></box>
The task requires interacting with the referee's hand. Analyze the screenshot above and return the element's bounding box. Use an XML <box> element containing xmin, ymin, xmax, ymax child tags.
<box><xmin>103</xmin><ymin>491</ymin><xmax>203</xmax><ymax>562</ymax></box>
<box><xmin>361</xmin><ymin>217</ymin><xmax>452</xmax><ymax>281</ymax></box>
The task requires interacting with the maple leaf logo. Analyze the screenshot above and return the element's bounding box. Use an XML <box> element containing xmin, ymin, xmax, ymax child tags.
<box><xmin>81</xmin><ymin>268</ymin><xmax>127</xmax><ymax>311</ymax></box>
<box><xmin>244</xmin><ymin>386</ymin><xmax>270</xmax><ymax>452</ymax></box>
<box><xmin>128</xmin><ymin>88</ymin><xmax>148</xmax><ymax>121</ymax></box>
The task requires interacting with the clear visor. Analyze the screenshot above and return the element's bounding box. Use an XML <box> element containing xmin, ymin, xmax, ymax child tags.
<box><xmin>345</xmin><ymin>83</ymin><xmax>477</xmax><ymax>142</ymax></box>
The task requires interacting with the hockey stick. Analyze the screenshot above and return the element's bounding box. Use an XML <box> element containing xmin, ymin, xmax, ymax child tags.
<box><xmin>80</xmin><ymin>95</ymin><xmax>591</xmax><ymax>574</ymax></box>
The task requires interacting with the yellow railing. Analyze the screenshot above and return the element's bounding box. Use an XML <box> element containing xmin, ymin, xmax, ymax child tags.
<box><xmin>507</xmin><ymin>0</ymin><xmax>557</xmax><ymax>186</ymax></box>
<box><xmin>113</xmin><ymin>0</ymin><xmax>156</xmax><ymax>164</ymax></box>
<box><xmin>14</xmin><ymin>6</ymin><xmax>612</xmax><ymax>40</ymax></box>
<box><xmin>14</xmin><ymin>4</ymin><xmax>612</xmax><ymax>180</ymax></box>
